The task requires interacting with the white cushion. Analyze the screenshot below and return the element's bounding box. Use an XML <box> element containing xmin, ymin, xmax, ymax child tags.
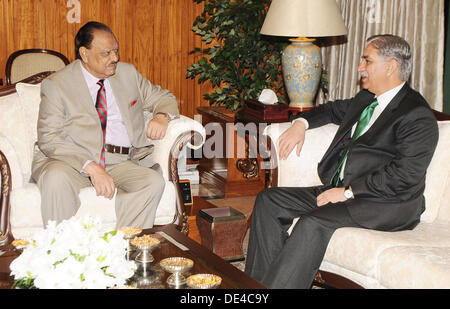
<box><xmin>154</xmin><ymin>181</ymin><xmax>177</xmax><ymax>225</ymax></box>
<box><xmin>0</xmin><ymin>91</ymin><xmax>31</xmax><ymax>181</ymax></box>
<box><xmin>10</xmin><ymin>180</ymin><xmax>178</xmax><ymax>239</ymax></box>
<box><xmin>422</xmin><ymin>121</ymin><xmax>450</xmax><ymax>222</ymax></box>
<box><xmin>15</xmin><ymin>83</ymin><xmax>42</xmax><ymax>179</ymax></box>
<box><xmin>378</xmin><ymin>246</ymin><xmax>450</xmax><ymax>288</ymax></box>
<box><xmin>0</xmin><ymin>133</ymin><xmax>23</xmax><ymax>189</ymax></box>
<box><xmin>323</xmin><ymin>222</ymin><xmax>450</xmax><ymax>280</ymax></box>
<box><xmin>264</xmin><ymin>123</ymin><xmax>338</xmax><ymax>188</ymax></box>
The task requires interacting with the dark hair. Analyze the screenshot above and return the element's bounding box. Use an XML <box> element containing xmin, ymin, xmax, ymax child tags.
<box><xmin>75</xmin><ymin>21</ymin><xmax>114</xmax><ymax>60</ymax></box>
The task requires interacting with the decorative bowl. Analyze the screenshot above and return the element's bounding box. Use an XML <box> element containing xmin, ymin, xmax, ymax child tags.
<box><xmin>160</xmin><ymin>257</ymin><xmax>194</xmax><ymax>287</ymax></box>
<box><xmin>186</xmin><ymin>274</ymin><xmax>222</xmax><ymax>289</ymax></box>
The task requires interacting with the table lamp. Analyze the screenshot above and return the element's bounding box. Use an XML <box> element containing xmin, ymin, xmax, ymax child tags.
<box><xmin>261</xmin><ymin>0</ymin><xmax>348</xmax><ymax>111</ymax></box>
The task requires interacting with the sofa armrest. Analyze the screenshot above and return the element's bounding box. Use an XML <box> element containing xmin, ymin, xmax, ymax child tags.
<box><xmin>0</xmin><ymin>148</ymin><xmax>14</xmax><ymax>248</ymax></box>
<box><xmin>151</xmin><ymin>115</ymin><xmax>206</xmax><ymax>181</ymax></box>
<box><xmin>0</xmin><ymin>133</ymin><xmax>23</xmax><ymax>190</ymax></box>
<box><xmin>263</xmin><ymin>122</ymin><xmax>338</xmax><ymax>188</ymax></box>
<box><xmin>151</xmin><ymin>115</ymin><xmax>206</xmax><ymax>233</ymax></box>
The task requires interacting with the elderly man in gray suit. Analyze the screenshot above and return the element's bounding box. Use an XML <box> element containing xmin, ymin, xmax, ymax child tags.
<box><xmin>32</xmin><ymin>21</ymin><xmax>179</xmax><ymax>229</ymax></box>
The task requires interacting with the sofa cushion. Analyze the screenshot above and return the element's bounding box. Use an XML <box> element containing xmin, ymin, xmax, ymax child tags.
<box><xmin>378</xmin><ymin>246</ymin><xmax>450</xmax><ymax>288</ymax></box>
<box><xmin>0</xmin><ymin>91</ymin><xmax>31</xmax><ymax>181</ymax></box>
<box><xmin>10</xmin><ymin>180</ymin><xmax>177</xmax><ymax>239</ymax></box>
<box><xmin>422</xmin><ymin>120</ymin><xmax>450</xmax><ymax>222</ymax></box>
<box><xmin>154</xmin><ymin>181</ymin><xmax>177</xmax><ymax>225</ymax></box>
<box><xmin>323</xmin><ymin>222</ymin><xmax>450</xmax><ymax>280</ymax></box>
<box><xmin>437</xmin><ymin>171</ymin><xmax>450</xmax><ymax>222</ymax></box>
<box><xmin>0</xmin><ymin>133</ymin><xmax>23</xmax><ymax>189</ymax></box>
<box><xmin>15</xmin><ymin>82</ymin><xmax>42</xmax><ymax>178</ymax></box>
<box><xmin>264</xmin><ymin>123</ymin><xmax>338</xmax><ymax>188</ymax></box>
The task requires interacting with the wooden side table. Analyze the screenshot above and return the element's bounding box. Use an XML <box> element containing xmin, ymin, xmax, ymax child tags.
<box><xmin>196</xmin><ymin>106</ymin><xmax>288</xmax><ymax>198</ymax></box>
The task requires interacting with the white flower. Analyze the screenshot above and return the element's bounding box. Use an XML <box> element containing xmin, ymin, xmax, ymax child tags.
<box><xmin>10</xmin><ymin>215</ymin><xmax>136</xmax><ymax>289</ymax></box>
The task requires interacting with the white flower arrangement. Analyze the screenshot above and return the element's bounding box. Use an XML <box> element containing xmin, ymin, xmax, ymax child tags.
<box><xmin>10</xmin><ymin>216</ymin><xmax>136</xmax><ymax>289</ymax></box>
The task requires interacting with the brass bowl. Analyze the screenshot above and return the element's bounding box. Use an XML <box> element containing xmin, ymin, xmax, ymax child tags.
<box><xmin>186</xmin><ymin>274</ymin><xmax>222</xmax><ymax>289</ymax></box>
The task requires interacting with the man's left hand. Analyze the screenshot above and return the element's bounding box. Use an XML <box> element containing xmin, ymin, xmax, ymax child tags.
<box><xmin>317</xmin><ymin>187</ymin><xmax>347</xmax><ymax>207</ymax></box>
<box><xmin>147</xmin><ymin>113</ymin><xmax>169</xmax><ymax>140</ymax></box>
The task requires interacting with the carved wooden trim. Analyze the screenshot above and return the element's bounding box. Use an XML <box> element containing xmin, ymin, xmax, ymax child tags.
<box><xmin>236</xmin><ymin>158</ymin><xmax>258</xmax><ymax>179</ymax></box>
<box><xmin>433</xmin><ymin>110</ymin><xmax>450</xmax><ymax>121</ymax></box>
<box><xmin>265</xmin><ymin>135</ymin><xmax>278</xmax><ymax>188</ymax></box>
<box><xmin>168</xmin><ymin>130</ymin><xmax>205</xmax><ymax>235</ymax></box>
<box><xmin>0</xmin><ymin>150</ymin><xmax>13</xmax><ymax>249</ymax></box>
<box><xmin>5</xmin><ymin>49</ymin><xmax>69</xmax><ymax>85</ymax></box>
<box><xmin>314</xmin><ymin>270</ymin><xmax>364</xmax><ymax>289</ymax></box>
<box><xmin>0</xmin><ymin>71</ymin><xmax>53</xmax><ymax>97</ymax></box>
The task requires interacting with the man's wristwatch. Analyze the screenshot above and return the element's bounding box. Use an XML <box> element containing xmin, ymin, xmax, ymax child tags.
<box><xmin>155</xmin><ymin>112</ymin><xmax>171</xmax><ymax>123</ymax></box>
<box><xmin>344</xmin><ymin>185</ymin><xmax>354</xmax><ymax>199</ymax></box>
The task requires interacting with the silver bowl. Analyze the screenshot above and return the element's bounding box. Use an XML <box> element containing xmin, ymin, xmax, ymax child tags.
<box><xmin>131</xmin><ymin>236</ymin><xmax>160</xmax><ymax>264</ymax></box>
<box><xmin>117</xmin><ymin>227</ymin><xmax>142</xmax><ymax>260</ymax></box>
<box><xmin>186</xmin><ymin>274</ymin><xmax>222</xmax><ymax>289</ymax></box>
<box><xmin>160</xmin><ymin>257</ymin><xmax>194</xmax><ymax>288</ymax></box>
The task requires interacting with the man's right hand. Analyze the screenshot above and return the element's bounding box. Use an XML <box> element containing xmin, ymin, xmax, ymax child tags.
<box><xmin>277</xmin><ymin>120</ymin><xmax>306</xmax><ymax>160</ymax></box>
<box><xmin>83</xmin><ymin>162</ymin><xmax>115</xmax><ymax>199</ymax></box>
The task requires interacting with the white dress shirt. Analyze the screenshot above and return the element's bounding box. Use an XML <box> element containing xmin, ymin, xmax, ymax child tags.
<box><xmin>80</xmin><ymin>63</ymin><xmax>132</xmax><ymax>172</ymax></box>
<box><xmin>80</xmin><ymin>63</ymin><xmax>132</xmax><ymax>147</ymax></box>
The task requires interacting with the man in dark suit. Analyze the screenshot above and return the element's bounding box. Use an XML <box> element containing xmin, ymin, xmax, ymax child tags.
<box><xmin>244</xmin><ymin>34</ymin><xmax>439</xmax><ymax>288</ymax></box>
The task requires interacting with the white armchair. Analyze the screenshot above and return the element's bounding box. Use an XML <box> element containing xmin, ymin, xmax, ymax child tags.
<box><xmin>0</xmin><ymin>72</ymin><xmax>206</xmax><ymax>248</ymax></box>
<box><xmin>263</xmin><ymin>115</ymin><xmax>450</xmax><ymax>289</ymax></box>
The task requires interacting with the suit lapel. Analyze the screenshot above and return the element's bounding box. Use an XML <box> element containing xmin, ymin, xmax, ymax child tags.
<box><xmin>70</xmin><ymin>60</ymin><xmax>99</xmax><ymax>119</ymax></box>
<box><xmin>355</xmin><ymin>83</ymin><xmax>409</xmax><ymax>143</ymax></box>
<box><xmin>108</xmin><ymin>72</ymin><xmax>134</xmax><ymax>141</ymax></box>
<box><xmin>326</xmin><ymin>94</ymin><xmax>376</xmax><ymax>155</ymax></box>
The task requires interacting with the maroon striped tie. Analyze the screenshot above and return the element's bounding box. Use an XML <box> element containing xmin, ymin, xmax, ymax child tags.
<box><xmin>95</xmin><ymin>79</ymin><xmax>107</xmax><ymax>169</ymax></box>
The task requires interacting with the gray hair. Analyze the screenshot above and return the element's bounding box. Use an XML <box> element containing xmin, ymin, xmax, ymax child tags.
<box><xmin>367</xmin><ymin>34</ymin><xmax>412</xmax><ymax>82</ymax></box>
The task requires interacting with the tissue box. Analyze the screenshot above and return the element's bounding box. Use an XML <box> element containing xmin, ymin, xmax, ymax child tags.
<box><xmin>244</xmin><ymin>100</ymin><xmax>289</xmax><ymax>122</ymax></box>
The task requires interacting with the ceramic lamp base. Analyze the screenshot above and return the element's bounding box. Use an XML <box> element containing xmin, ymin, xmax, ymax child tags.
<box><xmin>282</xmin><ymin>37</ymin><xmax>322</xmax><ymax>110</ymax></box>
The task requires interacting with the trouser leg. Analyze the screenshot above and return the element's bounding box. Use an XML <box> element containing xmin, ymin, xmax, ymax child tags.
<box><xmin>245</xmin><ymin>185</ymin><xmax>360</xmax><ymax>289</ymax></box>
<box><xmin>37</xmin><ymin>160</ymin><xmax>91</xmax><ymax>226</ymax></box>
<box><xmin>262</xmin><ymin>201</ymin><xmax>359</xmax><ymax>288</ymax></box>
<box><xmin>244</xmin><ymin>186</ymin><xmax>319</xmax><ymax>283</ymax></box>
<box><xmin>108</xmin><ymin>160</ymin><xmax>165</xmax><ymax>229</ymax></box>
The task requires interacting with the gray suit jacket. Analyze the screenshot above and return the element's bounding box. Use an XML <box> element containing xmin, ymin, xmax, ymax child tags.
<box><xmin>32</xmin><ymin>60</ymin><xmax>179</xmax><ymax>180</ymax></box>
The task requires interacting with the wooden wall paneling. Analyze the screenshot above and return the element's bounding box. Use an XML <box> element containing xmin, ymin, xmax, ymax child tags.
<box><xmin>0</xmin><ymin>0</ymin><xmax>216</xmax><ymax>119</ymax></box>
<box><xmin>160</xmin><ymin>0</ymin><xmax>169</xmax><ymax>90</ymax></box>
<box><xmin>167</xmin><ymin>0</ymin><xmax>181</xmax><ymax>115</ymax></box>
<box><xmin>116</xmin><ymin>0</ymin><xmax>134</xmax><ymax>65</ymax></box>
<box><xmin>133</xmin><ymin>0</ymin><xmax>154</xmax><ymax>83</ymax></box>
<box><xmin>0</xmin><ymin>0</ymin><xmax>7</xmax><ymax>84</ymax></box>
<box><xmin>182</xmin><ymin>0</ymin><xmax>193</xmax><ymax>118</ymax></box>
<box><xmin>152</xmin><ymin>0</ymin><xmax>162</xmax><ymax>89</ymax></box>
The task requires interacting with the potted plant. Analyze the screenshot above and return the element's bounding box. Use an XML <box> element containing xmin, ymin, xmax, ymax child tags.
<box><xmin>186</xmin><ymin>0</ymin><xmax>287</xmax><ymax>111</ymax></box>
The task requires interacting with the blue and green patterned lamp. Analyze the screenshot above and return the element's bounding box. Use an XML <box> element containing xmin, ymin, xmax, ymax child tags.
<box><xmin>261</xmin><ymin>0</ymin><xmax>347</xmax><ymax>112</ymax></box>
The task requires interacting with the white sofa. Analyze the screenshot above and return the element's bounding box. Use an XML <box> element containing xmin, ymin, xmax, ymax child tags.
<box><xmin>0</xmin><ymin>72</ymin><xmax>206</xmax><ymax>245</ymax></box>
<box><xmin>264</xmin><ymin>115</ymin><xmax>450</xmax><ymax>289</ymax></box>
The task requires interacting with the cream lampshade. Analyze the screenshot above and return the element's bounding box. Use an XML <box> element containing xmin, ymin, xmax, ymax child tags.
<box><xmin>261</xmin><ymin>0</ymin><xmax>348</xmax><ymax>111</ymax></box>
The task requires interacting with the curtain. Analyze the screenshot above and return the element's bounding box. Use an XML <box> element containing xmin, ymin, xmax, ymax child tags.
<box><xmin>319</xmin><ymin>0</ymin><xmax>445</xmax><ymax>111</ymax></box>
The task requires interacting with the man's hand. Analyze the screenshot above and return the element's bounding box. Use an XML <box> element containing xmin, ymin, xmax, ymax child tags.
<box><xmin>83</xmin><ymin>162</ymin><xmax>115</xmax><ymax>199</ymax></box>
<box><xmin>147</xmin><ymin>113</ymin><xmax>170</xmax><ymax>140</ymax></box>
<box><xmin>316</xmin><ymin>187</ymin><xmax>347</xmax><ymax>207</ymax></box>
<box><xmin>278</xmin><ymin>121</ymin><xmax>306</xmax><ymax>160</ymax></box>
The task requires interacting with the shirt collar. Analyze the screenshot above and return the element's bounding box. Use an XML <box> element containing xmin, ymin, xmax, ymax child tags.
<box><xmin>375</xmin><ymin>82</ymin><xmax>406</xmax><ymax>108</ymax></box>
<box><xmin>80</xmin><ymin>61</ymin><xmax>105</xmax><ymax>86</ymax></box>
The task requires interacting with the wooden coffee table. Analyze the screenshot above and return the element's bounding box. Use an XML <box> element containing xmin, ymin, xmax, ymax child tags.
<box><xmin>0</xmin><ymin>224</ymin><xmax>265</xmax><ymax>289</ymax></box>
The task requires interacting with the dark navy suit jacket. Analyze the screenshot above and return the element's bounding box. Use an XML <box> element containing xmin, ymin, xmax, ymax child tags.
<box><xmin>293</xmin><ymin>84</ymin><xmax>439</xmax><ymax>231</ymax></box>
